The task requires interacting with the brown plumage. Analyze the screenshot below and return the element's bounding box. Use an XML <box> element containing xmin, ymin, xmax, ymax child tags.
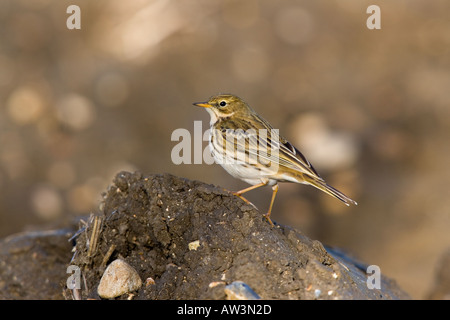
<box><xmin>194</xmin><ymin>94</ymin><xmax>357</xmax><ymax>225</ymax></box>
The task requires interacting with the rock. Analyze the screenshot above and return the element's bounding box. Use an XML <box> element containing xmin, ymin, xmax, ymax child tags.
<box><xmin>97</xmin><ymin>259</ymin><xmax>142</xmax><ymax>299</ymax></box>
<box><xmin>0</xmin><ymin>228</ymin><xmax>76</xmax><ymax>299</ymax></box>
<box><xmin>225</xmin><ymin>281</ymin><xmax>261</xmax><ymax>300</ymax></box>
<box><xmin>427</xmin><ymin>248</ymin><xmax>450</xmax><ymax>299</ymax></box>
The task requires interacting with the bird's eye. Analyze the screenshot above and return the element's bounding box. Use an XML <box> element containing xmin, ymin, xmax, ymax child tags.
<box><xmin>219</xmin><ymin>101</ymin><xmax>227</xmax><ymax>107</ymax></box>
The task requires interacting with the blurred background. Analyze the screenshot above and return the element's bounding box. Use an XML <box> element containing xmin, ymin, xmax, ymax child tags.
<box><xmin>0</xmin><ymin>0</ymin><xmax>449</xmax><ymax>299</ymax></box>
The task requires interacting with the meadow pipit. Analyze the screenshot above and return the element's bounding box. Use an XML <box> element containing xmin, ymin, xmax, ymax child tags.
<box><xmin>194</xmin><ymin>94</ymin><xmax>357</xmax><ymax>226</ymax></box>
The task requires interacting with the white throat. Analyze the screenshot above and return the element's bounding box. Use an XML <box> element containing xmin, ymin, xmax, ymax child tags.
<box><xmin>205</xmin><ymin>108</ymin><xmax>218</xmax><ymax>125</ymax></box>
<box><xmin>205</xmin><ymin>109</ymin><xmax>235</xmax><ymax>126</ymax></box>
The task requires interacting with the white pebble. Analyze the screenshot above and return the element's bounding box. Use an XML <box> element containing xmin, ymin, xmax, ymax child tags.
<box><xmin>97</xmin><ymin>259</ymin><xmax>142</xmax><ymax>299</ymax></box>
<box><xmin>314</xmin><ymin>289</ymin><xmax>321</xmax><ymax>298</ymax></box>
<box><xmin>188</xmin><ymin>240</ymin><xmax>200</xmax><ymax>251</ymax></box>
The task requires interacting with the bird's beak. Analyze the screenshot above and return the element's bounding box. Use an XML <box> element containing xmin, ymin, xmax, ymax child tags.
<box><xmin>193</xmin><ymin>101</ymin><xmax>212</xmax><ymax>108</ymax></box>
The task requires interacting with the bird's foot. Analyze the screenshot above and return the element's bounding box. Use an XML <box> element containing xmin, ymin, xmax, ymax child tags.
<box><xmin>264</xmin><ymin>213</ymin><xmax>275</xmax><ymax>227</ymax></box>
<box><xmin>232</xmin><ymin>192</ymin><xmax>257</xmax><ymax>209</ymax></box>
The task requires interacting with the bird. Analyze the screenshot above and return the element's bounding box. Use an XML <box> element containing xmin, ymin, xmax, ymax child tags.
<box><xmin>193</xmin><ymin>94</ymin><xmax>357</xmax><ymax>226</ymax></box>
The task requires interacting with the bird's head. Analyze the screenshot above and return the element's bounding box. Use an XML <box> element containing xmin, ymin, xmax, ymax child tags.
<box><xmin>193</xmin><ymin>94</ymin><xmax>252</xmax><ymax>123</ymax></box>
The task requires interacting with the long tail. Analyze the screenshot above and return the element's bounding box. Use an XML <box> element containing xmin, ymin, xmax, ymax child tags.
<box><xmin>303</xmin><ymin>176</ymin><xmax>358</xmax><ymax>206</ymax></box>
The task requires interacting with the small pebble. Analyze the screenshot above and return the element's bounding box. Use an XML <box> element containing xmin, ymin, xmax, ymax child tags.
<box><xmin>145</xmin><ymin>277</ymin><xmax>156</xmax><ymax>286</ymax></box>
<box><xmin>208</xmin><ymin>281</ymin><xmax>226</xmax><ymax>288</ymax></box>
<box><xmin>314</xmin><ymin>289</ymin><xmax>321</xmax><ymax>298</ymax></box>
<box><xmin>97</xmin><ymin>259</ymin><xmax>142</xmax><ymax>299</ymax></box>
<box><xmin>188</xmin><ymin>240</ymin><xmax>200</xmax><ymax>251</ymax></box>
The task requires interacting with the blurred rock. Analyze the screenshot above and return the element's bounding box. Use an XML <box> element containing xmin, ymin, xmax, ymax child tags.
<box><xmin>225</xmin><ymin>281</ymin><xmax>261</xmax><ymax>300</ymax></box>
<box><xmin>427</xmin><ymin>249</ymin><xmax>450</xmax><ymax>300</ymax></box>
<box><xmin>0</xmin><ymin>228</ymin><xmax>76</xmax><ymax>299</ymax></box>
<box><xmin>97</xmin><ymin>259</ymin><xmax>142</xmax><ymax>299</ymax></box>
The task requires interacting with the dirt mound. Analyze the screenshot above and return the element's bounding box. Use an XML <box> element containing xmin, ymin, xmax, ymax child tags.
<box><xmin>0</xmin><ymin>171</ymin><xmax>410</xmax><ymax>299</ymax></box>
<box><xmin>67</xmin><ymin>171</ymin><xmax>409</xmax><ymax>299</ymax></box>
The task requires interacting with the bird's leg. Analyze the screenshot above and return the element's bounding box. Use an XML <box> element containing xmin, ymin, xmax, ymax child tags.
<box><xmin>264</xmin><ymin>184</ymin><xmax>279</xmax><ymax>227</ymax></box>
<box><xmin>232</xmin><ymin>181</ymin><xmax>268</xmax><ymax>205</ymax></box>
<box><xmin>233</xmin><ymin>181</ymin><xmax>277</xmax><ymax>226</ymax></box>
<box><xmin>233</xmin><ymin>181</ymin><xmax>268</xmax><ymax>196</ymax></box>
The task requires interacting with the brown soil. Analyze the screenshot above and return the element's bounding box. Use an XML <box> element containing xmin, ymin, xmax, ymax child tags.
<box><xmin>1</xmin><ymin>172</ymin><xmax>411</xmax><ymax>300</ymax></box>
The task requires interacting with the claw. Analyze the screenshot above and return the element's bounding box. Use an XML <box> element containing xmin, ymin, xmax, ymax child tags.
<box><xmin>229</xmin><ymin>182</ymin><xmax>277</xmax><ymax>226</ymax></box>
<box><xmin>232</xmin><ymin>192</ymin><xmax>257</xmax><ymax>210</ymax></box>
<box><xmin>264</xmin><ymin>213</ymin><xmax>275</xmax><ymax>227</ymax></box>
<box><xmin>232</xmin><ymin>192</ymin><xmax>250</xmax><ymax>203</ymax></box>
